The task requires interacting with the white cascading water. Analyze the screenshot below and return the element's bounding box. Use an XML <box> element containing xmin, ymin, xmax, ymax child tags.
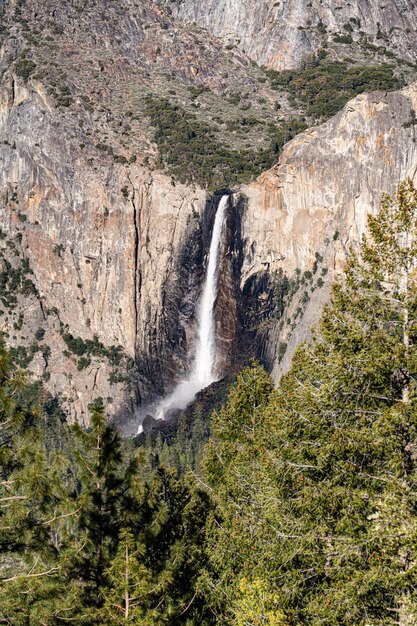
<box><xmin>152</xmin><ymin>194</ymin><xmax>229</xmax><ymax>421</ymax></box>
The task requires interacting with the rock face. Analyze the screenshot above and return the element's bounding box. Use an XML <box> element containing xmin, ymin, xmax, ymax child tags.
<box><xmin>238</xmin><ymin>82</ymin><xmax>417</xmax><ymax>379</ymax></box>
<box><xmin>2</xmin><ymin>0</ymin><xmax>417</xmax><ymax>427</ymax></box>
<box><xmin>0</xmin><ymin>0</ymin><xmax>274</xmax><ymax>424</ymax></box>
<box><xmin>133</xmin><ymin>174</ymin><xmax>207</xmax><ymax>403</ymax></box>
<box><xmin>0</xmin><ymin>69</ymin><xmax>208</xmax><ymax>423</ymax></box>
<box><xmin>2</xmin><ymin>66</ymin><xmax>417</xmax><ymax>424</ymax></box>
<box><xmin>168</xmin><ymin>0</ymin><xmax>417</xmax><ymax>70</ymax></box>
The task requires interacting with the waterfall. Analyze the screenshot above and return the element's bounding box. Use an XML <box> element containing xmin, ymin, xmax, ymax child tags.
<box><xmin>153</xmin><ymin>194</ymin><xmax>229</xmax><ymax>421</ymax></box>
<box><xmin>193</xmin><ymin>193</ymin><xmax>229</xmax><ymax>387</ymax></box>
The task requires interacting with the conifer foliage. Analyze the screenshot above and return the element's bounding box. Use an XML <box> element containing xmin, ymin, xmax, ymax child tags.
<box><xmin>0</xmin><ymin>376</ymin><xmax>212</xmax><ymax>624</ymax></box>
<box><xmin>202</xmin><ymin>179</ymin><xmax>417</xmax><ymax>625</ymax></box>
<box><xmin>3</xmin><ymin>179</ymin><xmax>417</xmax><ymax>624</ymax></box>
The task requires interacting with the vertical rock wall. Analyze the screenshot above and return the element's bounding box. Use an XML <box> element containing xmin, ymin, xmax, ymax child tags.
<box><xmin>239</xmin><ymin>83</ymin><xmax>417</xmax><ymax>381</ymax></box>
<box><xmin>3</xmin><ymin>57</ymin><xmax>417</xmax><ymax>423</ymax></box>
<box><xmin>0</xmin><ymin>74</ymin><xmax>208</xmax><ymax>422</ymax></box>
<box><xmin>169</xmin><ymin>0</ymin><xmax>417</xmax><ymax>70</ymax></box>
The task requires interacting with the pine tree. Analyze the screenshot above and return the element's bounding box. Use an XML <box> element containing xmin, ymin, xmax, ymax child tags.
<box><xmin>259</xmin><ymin>179</ymin><xmax>417</xmax><ymax>624</ymax></box>
<box><xmin>270</xmin><ymin>178</ymin><xmax>417</xmax><ymax>624</ymax></box>
<box><xmin>201</xmin><ymin>361</ymin><xmax>276</xmax><ymax>624</ymax></box>
<box><xmin>0</xmin><ymin>337</ymin><xmax>39</xmax><ymax>493</ymax></box>
<box><xmin>101</xmin><ymin>528</ymin><xmax>156</xmax><ymax>624</ymax></box>
<box><xmin>203</xmin><ymin>180</ymin><xmax>417</xmax><ymax>625</ymax></box>
<box><xmin>0</xmin><ymin>349</ymin><xmax>214</xmax><ymax>625</ymax></box>
<box><xmin>0</xmin><ymin>339</ymin><xmax>75</xmax><ymax>623</ymax></box>
<box><xmin>67</xmin><ymin>398</ymin><xmax>128</xmax><ymax>622</ymax></box>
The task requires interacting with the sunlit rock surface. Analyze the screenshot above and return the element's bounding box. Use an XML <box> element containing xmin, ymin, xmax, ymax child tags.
<box><xmin>169</xmin><ymin>0</ymin><xmax>417</xmax><ymax>70</ymax></box>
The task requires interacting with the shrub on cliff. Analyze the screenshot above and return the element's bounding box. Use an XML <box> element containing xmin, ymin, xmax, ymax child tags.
<box><xmin>15</xmin><ymin>58</ymin><xmax>36</xmax><ymax>81</ymax></box>
<box><xmin>267</xmin><ymin>53</ymin><xmax>405</xmax><ymax>121</ymax></box>
<box><xmin>143</xmin><ymin>96</ymin><xmax>306</xmax><ymax>189</ymax></box>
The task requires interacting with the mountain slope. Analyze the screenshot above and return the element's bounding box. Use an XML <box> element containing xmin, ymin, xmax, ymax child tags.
<box><xmin>1</xmin><ymin>0</ymin><xmax>417</xmax><ymax>425</ymax></box>
<box><xmin>166</xmin><ymin>0</ymin><xmax>417</xmax><ymax>71</ymax></box>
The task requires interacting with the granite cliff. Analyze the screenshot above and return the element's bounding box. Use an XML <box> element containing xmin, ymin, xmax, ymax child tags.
<box><xmin>239</xmin><ymin>82</ymin><xmax>417</xmax><ymax>379</ymax></box>
<box><xmin>1</xmin><ymin>0</ymin><xmax>417</xmax><ymax>426</ymax></box>
<box><xmin>167</xmin><ymin>0</ymin><xmax>417</xmax><ymax>71</ymax></box>
<box><xmin>0</xmin><ymin>0</ymin><xmax>283</xmax><ymax>423</ymax></box>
